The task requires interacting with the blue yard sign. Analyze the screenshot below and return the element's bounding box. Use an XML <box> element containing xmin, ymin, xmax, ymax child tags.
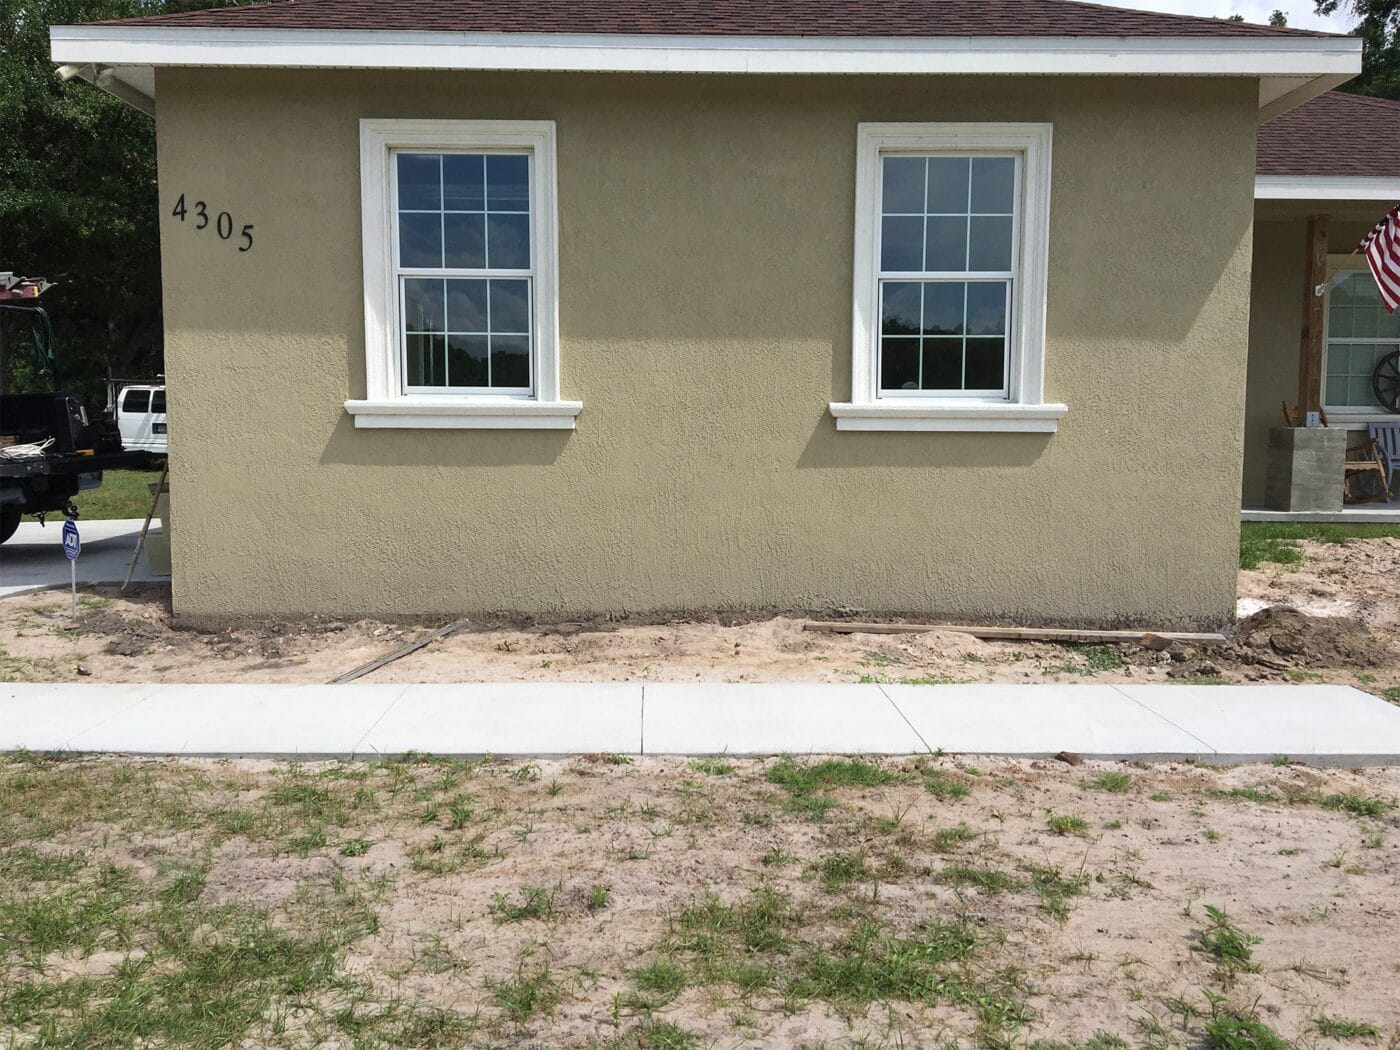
<box><xmin>62</xmin><ymin>518</ymin><xmax>80</xmax><ymax>617</ymax></box>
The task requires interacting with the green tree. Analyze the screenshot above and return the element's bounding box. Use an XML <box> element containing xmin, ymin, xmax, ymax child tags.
<box><xmin>1269</xmin><ymin>9</ymin><xmax>1289</xmax><ymax>25</ymax></box>
<box><xmin>1317</xmin><ymin>0</ymin><xmax>1400</xmax><ymax>97</ymax></box>
<box><xmin>0</xmin><ymin>1</ymin><xmax>247</xmax><ymax>404</ymax></box>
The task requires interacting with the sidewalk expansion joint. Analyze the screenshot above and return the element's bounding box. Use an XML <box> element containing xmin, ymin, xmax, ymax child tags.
<box><xmin>1109</xmin><ymin>684</ymin><xmax>1217</xmax><ymax>757</ymax></box>
<box><xmin>876</xmin><ymin>684</ymin><xmax>934</xmax><ymax>755</ymax></box>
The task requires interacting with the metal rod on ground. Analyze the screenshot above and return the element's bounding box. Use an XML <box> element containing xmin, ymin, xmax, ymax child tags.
<box><xmin>330</xmin><ymin>617</ymin><xmax>473</xmax><ymax>684</ymax></box>
<box><xmin>121</xmin><ymin>461</ymin><xmax>169</xmax><ymax>592</ymax></box>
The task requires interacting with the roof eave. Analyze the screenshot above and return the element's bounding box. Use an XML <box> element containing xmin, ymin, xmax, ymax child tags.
<box><xmin>1255</xmin><ymin>175</ymin><xmax>1400</xmax><ymax>201</ymax></box>
<box><xmin>49</xmin><ymin>24</ymin><xmax>1362</xmax><ymax>118</ymax></box>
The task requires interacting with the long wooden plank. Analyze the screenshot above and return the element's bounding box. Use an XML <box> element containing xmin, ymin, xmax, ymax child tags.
<box><xmin>801</xmin><ymin>621</ymin><xmax>1225</xmax><ymax>644</ymax></box>
<box><xmin>329</xmin><ymin>617</ymin><xmax>473</xmax><ymax>684</ymax></box>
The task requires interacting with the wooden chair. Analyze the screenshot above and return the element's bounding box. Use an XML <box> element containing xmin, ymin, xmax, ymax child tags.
<box><xmin>1344</xmin><ymin>438</ymin><xmax>1390</xmax><ymax>504</ymax></box>
<box><xmin>1281</xmin><ymin>402</ymin><xmax>1391</xmax><ymax>504</ymax></box>
<box><xmin>1369</xmin><ymin>421</ymin><xmax>1400</xmax><ymax>496</ymax></box>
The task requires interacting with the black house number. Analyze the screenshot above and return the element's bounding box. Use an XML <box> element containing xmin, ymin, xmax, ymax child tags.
<box><xmin>170</xmin><ymin>193</ymin><xmax>254</xmax><ymax>252</ymax></box>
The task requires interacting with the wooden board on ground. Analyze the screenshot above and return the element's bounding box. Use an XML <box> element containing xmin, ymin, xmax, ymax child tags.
<box><xmin>801</xmin><ymin>621</ymin><xmax>1226</xmax><ymax>645</ymax></box>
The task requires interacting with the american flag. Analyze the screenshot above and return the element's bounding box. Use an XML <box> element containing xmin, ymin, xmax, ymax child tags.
<box><xmin>1359</xmin><ymin>205</ymin><xmax>1400</xmax><ymax>313</ymax></box>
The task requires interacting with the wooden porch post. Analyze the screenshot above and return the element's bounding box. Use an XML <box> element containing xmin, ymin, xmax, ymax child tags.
<box><xmin>1296</xmin><ymin>214</ymin><xmax>1328</xmax><ymax>421</ymax></box>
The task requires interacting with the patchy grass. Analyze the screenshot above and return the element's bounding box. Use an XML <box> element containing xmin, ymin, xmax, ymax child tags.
<box><xmin>1081</xmin><ymin>770</ymin><xmax>1134</xmax><ymax>793</ymax></box>
<box><xmin>1310</xmin><ymin>791</ymin><xmax>1395</xmax><ymax>819</ymax></box>
<box><xmin>1314</xmin><ymin>1016</ymin><xmax>1380</xmax><ymax>1041</ymax></box>
<box><xmin>688</xmin><ymin>757</ymin><xmax>734</xmax><ymax>776</ymax></box>
<box><xmin>766</xmin><ymin>756</ymin><xmax>900</xmax><ymax>794</ymax></box>
<box><xmin>1046</xmin><ymin>813</ymin><xmax>1092</xmax><ymax>837</ymax></box>
<box><xmin>1195</xmin><ymin>904</ymin><xmax>1261</xmax><ymax>974</ymax></box>
<box><xmin>70</xmin><ymin>468</ymin><xmax>164</xmax><ymax>521</ymax></box>
<box><xmin>1239</xmin><ymin>522</ymin><xmax>1400</xmax><ymax>570</ymax></box>
<box><xmin>3</xmin><ymin>752</ymin><xmax>1398</xmax><ymax>1047</ymax></box>
<box><xmin>489</xmin><ymin>886</ymin><xmax>557</xmax><ymax>923</ymax></box>
<box><xmin>1205</xmin><ymin>1012</ymin><xmax>1290</xmax><ymax>1050</ymax></box>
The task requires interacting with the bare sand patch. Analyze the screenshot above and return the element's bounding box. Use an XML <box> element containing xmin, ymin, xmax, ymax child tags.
<box><xmin>2</xmin><ymin>537</ymin><xmax>1397</xmax><ymax>697</ymax></box>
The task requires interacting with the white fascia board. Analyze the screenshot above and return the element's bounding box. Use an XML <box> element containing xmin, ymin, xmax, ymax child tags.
<box><xmin>50</xmin><ymin>25</ymin><xmax>1361</xmax><ymax>81</ymax></box>
<box><xmin>1255</xmin><ymin>175</ymin><xmax>1400</xmax><ymax>200</ymax></box>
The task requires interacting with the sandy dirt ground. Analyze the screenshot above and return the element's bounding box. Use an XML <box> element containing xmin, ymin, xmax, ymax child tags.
<box><xmin>1</xmin><ymin>752</ymin><xmax>1396</xmax><ymax>1048</ymax></box>
<box><xmin>1</xmin><ymin>538</ymin><xmax>1397</xmax><ymax>697</ymax></box>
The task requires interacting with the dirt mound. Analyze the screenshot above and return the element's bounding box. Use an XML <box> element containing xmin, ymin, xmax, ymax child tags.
<box><xmin>79</xmin><ymin>609</ymin><xmax>171</xmax><ymax>657</ymax></box>
<box><xmin>1227</xmin><ymin>606</ymin><xmax>1394</xmax><ymax>670</ymax></box>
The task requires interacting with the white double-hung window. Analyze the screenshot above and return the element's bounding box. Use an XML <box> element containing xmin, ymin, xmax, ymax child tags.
<box><xmin>347</xmin><ymin>119</ymin><xmax>580</xmax><ymax>429</ymax></box>
<box><xmin>1324</xmin><ymin>258</ymin><xmax>1400</xmax><ymax>417</ymax></box>
<box><xmin>831</xmin><ymin>123</ymin><xmax>1065</xmax><ymax>432</ymax></box>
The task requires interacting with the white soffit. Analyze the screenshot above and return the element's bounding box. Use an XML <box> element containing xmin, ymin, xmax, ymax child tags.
<box><xmin>50</xmin><ymin>25</ymin><xmax>1361</xmax><ymax>114</ymax></box>
<box><xmin>1255</xmin><ymin>175</ymin><xmax>1400</xmax><ymax>201</ymax></box>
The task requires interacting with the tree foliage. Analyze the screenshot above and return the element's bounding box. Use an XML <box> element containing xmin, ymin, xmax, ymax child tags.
<box><xmin>0</xmin><ymin>1</ymin><xmax>246</xmax><ymax>404</ymax></box>
<box><xmin>1317</xmin><ymin>0</ymin><xmax>1400</xmax><ymax>97</ymax></box>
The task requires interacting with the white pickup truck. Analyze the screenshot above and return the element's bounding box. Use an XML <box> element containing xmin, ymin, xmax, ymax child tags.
<box><xmin>116</xmin><ymin>384</ymin><xmax>167</xmax><ymax>453</ymax></box>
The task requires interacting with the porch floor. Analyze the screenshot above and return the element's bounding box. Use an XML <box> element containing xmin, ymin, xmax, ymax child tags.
<box><xmin>1242</xmin><ymin>504</ymin><xmax>1400</xmax><ymax>523</ymax></box>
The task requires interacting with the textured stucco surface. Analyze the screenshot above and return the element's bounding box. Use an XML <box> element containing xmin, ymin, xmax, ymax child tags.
<box><xmin>155</xmin><ymin>70</ymin><xmax>1257</xmax><ymax>627</ymax></box>
<box><xmin>1243</xmin><ymin>207</ymin><xmax>1388</xmax><ymax>507</ymax></box>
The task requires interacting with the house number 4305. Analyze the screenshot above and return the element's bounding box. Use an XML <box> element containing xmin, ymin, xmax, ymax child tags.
<box><xmin>170</xmin><ymin>193</ymin><xmax>254</xmax><ymax>252</ymax></box>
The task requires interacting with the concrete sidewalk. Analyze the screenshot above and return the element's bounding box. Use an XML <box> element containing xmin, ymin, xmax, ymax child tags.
<box><xmin>3</xmin><ymin>681</ymin><xmax>1400</xmax><ymax>764</ymax></box>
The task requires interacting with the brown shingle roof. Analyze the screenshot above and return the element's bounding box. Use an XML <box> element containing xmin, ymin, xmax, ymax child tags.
<box><xmin>1257</xmin><ymin>91</ymin><xmax>1400</xmax><ymax>177</ymax></box>
<box><xmin>95</xmin><ymin>0</ymin><xmax>1334</xmax><ymax>37</ymax></box>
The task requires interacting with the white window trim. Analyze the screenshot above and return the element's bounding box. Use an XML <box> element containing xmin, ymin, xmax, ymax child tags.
<box><xmin>346</xmin><ymin>118</ymin><xmax>580</xmax><ymax>430</ymax></box>
<box><xmin>832</xmin><ymin>121</ymin><xmax>1065</xmax><ymax>433</ymax></box>
<box><xmin>1321</xmin><ymin>252</ymin><xmax>1399</xmax><ymax>423</ymax></box>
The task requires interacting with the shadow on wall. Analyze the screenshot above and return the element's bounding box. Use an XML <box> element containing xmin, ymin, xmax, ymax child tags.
<box><xmin>796</xmin><ymin>416</ymin><xmax>1054</xmax><ymax>469</ymax></box>
<box><xmin>317</xmin><ymin>414</ymin><xmax>570</xmax><ymax>468</ymax></box>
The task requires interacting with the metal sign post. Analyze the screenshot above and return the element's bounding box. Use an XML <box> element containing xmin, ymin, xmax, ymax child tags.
<box><xmin>62</xmin><ymin>518</ymin><xmax>80</xmax><ymax>617</ymax></box>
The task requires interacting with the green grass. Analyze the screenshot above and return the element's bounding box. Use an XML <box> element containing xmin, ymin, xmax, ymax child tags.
<box><xmin>1081</xmin><ymin>771</ymin><xmax>1134</xmax><ymax>793</ymax></box>
<box><xmin>490</xmin><ymin>962</ymin><xmax>562</xmax><ymax>1023</ymax></box>
<box><xmin>1310</xmin><ymin>792</ymin><xmax>1395</xmax><ymax>818</ymax></box>
<box><xmin>70</xmin><ymin>468</ymin><xmax>164</xmax><ymax>521</ymax></box>
<box><xmin>688</xmin><ymin>757</ymin><xmax>734</xmax><ymax>776</ymax></box>
<box><xmin>488</xmin><ymin>886</ymin><xmax>556</xmax><ymax>923</ymax></box>
<box><xmin>627</xmin><ymin>959</ymin><xmax>689</xmax><ymax>1003</ymax></box>
<box><xmin>921</xmin><ymin>767</ymin><xmax>973</xmax><ymax>800</ymax></box>
<box><xmin>1046</xmin><ymin>813</ymin><xmax>1091</xmax><ymax>837</ymax></box>
<box><xmin>767</xmin><ymin>756</ymin><xmax>899</xmax><ymax>793</ymax></box>
<box><xmin>812</xmin><ymin>851</ymin><xmax>869</xmax><ymax>893</ymax></box>
<box><xmin>1025</xmin><ymin>864</ymin><xmax>1089</xmax><ymax>921</ymax></box>
<box><xmin>1195</xmin><ymin>904</ymin><xmax>1260</xmax><ymax>973</ymax></box>
<box><xmin>1239</xmin><ymin>522</ymin><xmax>1400</xmax><ymax>571</ymax></box>
<box><xmin>1212</xmin><ymin>786</ymin><xmax>1278</xmax><ymax>805</ymax></box>
<box><xmin>0</xmin><ymin>860</ymin><xmax>391</xmax><ymax>1047</ymax></box>
<box><xmin>1205</xmin><ymin>1012</ymin><xmax>1290</xmax><ymax>1050</ymax></box>
<box><xmin>1314</xmin><ymin>1016</ymin><xmax>1380</xmax><ymax>1041</ymax></box>
<box><xmin>931</xmin><ymin>824</ymin><xmax>979</xmax><ymax>852</ymax></box>
<box><xmin>640</xmin><ymin>1020</ymin><xmax>701</xmax><ymax>1049</ymax></box>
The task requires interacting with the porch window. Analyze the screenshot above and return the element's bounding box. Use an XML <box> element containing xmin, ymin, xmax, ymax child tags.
<box><xmin>1325</xmin><ymin>268</ymin><xmax>1400</xmax><ymax>413</ymax></box>
<box><xmin>347</xmin><ymin>119</ymin><xmax>580</xmax><ymax>430</ymax></box>
<box><xmin>831</xmin><ymin>122</ymin><xmax>1066</xmax><ymax>433</ymax></box>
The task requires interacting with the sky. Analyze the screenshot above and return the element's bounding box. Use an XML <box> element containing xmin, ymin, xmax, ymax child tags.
<box><xmin>1105</xmin><ymin>0</ymin><xmax>1358</xmax><ymax>31</ymax></box>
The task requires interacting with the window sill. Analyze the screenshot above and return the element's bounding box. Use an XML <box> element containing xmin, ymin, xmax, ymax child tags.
<box><xmin>828</xmin><ymin>401</ymin><xmax>1068</xmax><ymax>433</ymax></box>
<box><xmin>345</xmin><ymin>398</ymin><xmax>583</xmax><ymax>430</ymax></box>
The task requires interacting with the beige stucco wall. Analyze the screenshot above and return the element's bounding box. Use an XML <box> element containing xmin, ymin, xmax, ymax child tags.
<box><xmin>1243</xmin><ymin>204</ymin><xmax>1391</xmax><ymax>506</ymax></box>
<box><xmin>155</xmin><ymin>70</ymin><xmax>1258</xmax><ymax>627</ymax></box>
